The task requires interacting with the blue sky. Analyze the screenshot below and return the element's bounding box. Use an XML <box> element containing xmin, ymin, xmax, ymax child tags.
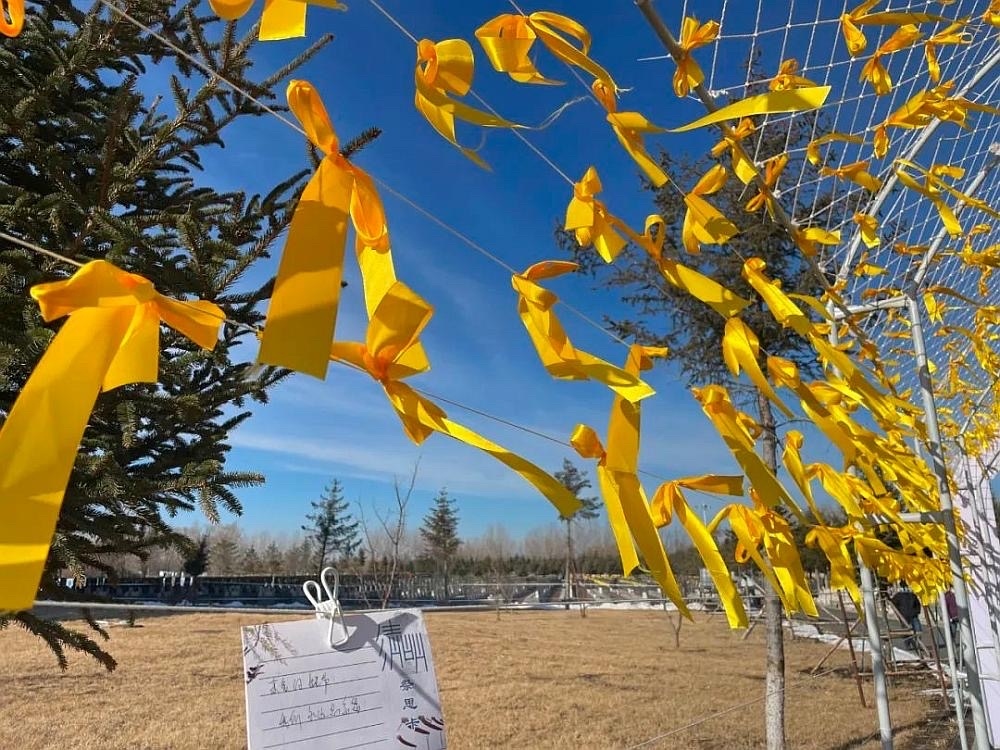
<box><xmin>161</xmin><ymin>0</ymin><xmax>852</xmax><ymax>539</ymax></box>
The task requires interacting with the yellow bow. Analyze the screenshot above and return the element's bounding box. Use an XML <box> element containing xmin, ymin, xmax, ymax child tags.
<box><xmin>207</xmin><ymin>0</ymin><xmax>344</xmax><ymax>40</ymax></box>
<box><xmin>565</xmin><ymin>167</ymin><xmax>627</xmax><ymax>262</ymax></box>
<box><xmin>512</xmin><ymin>261</ymin><xmax>654</xmax><ymax>403</ymax></box>
<box><xmin>854</xmin><ymin>213</ymin><xmax>881</xmax><ymax>247</ymax></box>
<box><xmin>840</xmin><ymin>0</ymin><xmax>943</xmax><ymax>57</ymax></box>
<box><xmin>710</xmin><ymin>118</ymin><xmax>758</xmax><ymax>184</ymax></box>
<box><xmin>591</xmin><ymin>80</ymin><xmax>668</xmax><ymax>187</ymax></box>
<box><xmin>673</xmin><ymin>16</ymin><xmax>720</xmax><ymax>98</ymax></box>
<box><xmin>745</xmin><ymin>154</ymin><xmax>788</xmax><ymax>217</ymax></box>
<box><xmin>475</xmin><ymin>12</ymin><xmax>616</xmax><ymax>92</ymax></box>
<box><xmin>682</xmin><ymin>165</ymin><xmax>739</xmax><ymax>254</ymax></box>
<box><xmin>650</xmin><ymin>475</ymin><xmax>748</xmax><ymax>627</ymax></box>
<box><xmin>819</xmin><ymin>160</ymin><xmax>882</xmax><ymax>192</ymax></box>
<box><xmin>258</xmin><ymin>80</ymin><xmax>409</xmax><ymax>380</ymax></box>
<box><xmin>0</xmin><ymin>261</ymin><xmax>223</xmax><ymax>610</ymax></box>
<box><xmin>859</xmin><ymin>24</ymin><xmax>923</xmax><ymax>95</ymax></box>
<box><xmin>925</xmin><ymin>20</ymin><xmax>971</xmax><ymax>83</ymax></box>
<box><xmin>330</xmin><ymin>281</ymin><xmax>580</xmax><ymax>518</ymax></box>
<box><xmin>414</xmin><ymin>38</ymin><xmax>521</xmax><ymax>169</ymax></box>
<box><xmin>1</xmin><ymin>0</ymin><xmax>24</xmax><ymax>37</ymax></box>
<box><xmin>770</xmin><ymin>59</ymin><xmax>816</xmax><ymax>91</ymax></box>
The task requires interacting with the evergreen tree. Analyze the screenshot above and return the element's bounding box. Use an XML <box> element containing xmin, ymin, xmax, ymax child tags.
<box><xmin>420</xmin><ymin>489</ymin><xmax>461</xmax><ymax>602</ymax></box>
<box><xmin>554</xmin><ymin>458</ymin><xmax>600</xmax><ymax>601</ymax></box>
<box><xmin>210</xmin><ymin>534</ymin><xmax>241</xmax><ymax>575</ymax></box>
<box><xmin>182</xmin><ymin>535</ymin><xmax>210</xmax><ymax>578</ymax></box>
<box><xmin>0</xmin><ymin>1</ymin><xmax>333</xmax><ymax>669</ymax></box>
<box><xmin>242</xmin><ymin>544</ymin><xmax>262</xmax><ymax>574</ymax></box>
<box><xmin>284</xmin><ymin>537</ymin><xmax>314</xmax><ymax>575</ymax></box>
<box><xmin>262</xmin><ymin>541</ymin><xmax>284</xmax><ymax>573</ymax></box>
<box><xmin>302</xmin><ymin>479</ymin><xmax>361</xmax><ymax>576</ymax></box>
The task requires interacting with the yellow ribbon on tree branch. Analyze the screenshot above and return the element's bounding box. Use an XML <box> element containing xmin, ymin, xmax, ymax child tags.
<box><xmin>0</xmin><ymin>260</ymin><xmax>223</xmax><ymax>610</ymax></box>
<box><xmin>710</xmin><ymin>118</ymin><xmax>757</xmax><ymax>184</ymax></box>
<box><xmin>805</xmin><ymin>526</ymin><xmax>862</xmax><ymax>606</ymax></box>
<box><xmin>475</xmin><ymin>11</ymin><xmax>616</xmax><ymax>92</ymax></box>
<box><xmin>329</xmin><ymin>280</ymin><xmax>580</xmax><ymax>519</ymax></box>
<box><xmin>1</xmin><ymin>0</ymin><xmax>24</xmax><ymax>37</ymax></box>
<box><xmin>415</xmin><ymin>38</ymin><xmax>522</xmax><ymax>169</ymax></box>
<box><xmin>208</xmin><ymin>0</ymin><xmax>344</xmax><ymax>40</ymax></box>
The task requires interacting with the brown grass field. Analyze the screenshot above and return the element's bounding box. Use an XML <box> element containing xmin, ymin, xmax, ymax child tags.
<box><xmin>0</xmin><ymin>609</ymin><xmax>955</xmax><ymax>749</ymax></box>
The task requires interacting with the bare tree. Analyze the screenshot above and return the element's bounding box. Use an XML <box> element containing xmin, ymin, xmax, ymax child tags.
<box><xmin>359</xmin><ymin>460</ymin><xmax>419</xmax><ymax>608</ymax></box>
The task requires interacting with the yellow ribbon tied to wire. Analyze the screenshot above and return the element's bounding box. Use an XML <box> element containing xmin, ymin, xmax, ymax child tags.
<box><xmin>854</xmin><ymin>213</ymin><xmax>881</xmax><ymax>247</ymax></box>
<box><xmin>0</xmin><ymin>260</ymin><xmax>223</xmax><ymax>610</ymax></box>
<box><xmin>258</xmin><ymin>80</ymin><xmax>409</xmax><ymax>379</ymax></box>
<box><xmin>806</xmin><ymin>132</ymin><xmax>866</xmax><ymax>167</ymax></box>
<box><xmin>925</xmin><ymin>20</ymin><xmax>971</xmax><ymax>83</ymax></box>
<box><xmin>710</xmin><ymin>118</ymin><xmax>757</xmax><ymax>184</ymax></box>
<box><xmin>673</xmin><ymin>16</ymin><xmax>720</xmax><ymax>98</ymax></box>
<box><xmin>987</xmin><ymin>1</ymin><xmax>1000</xmax><ymax>28</ymax></box>
<box><xmin>682</xmin><ymin>165</ymin><xmax>739</xmax><ymax>254</ymax></box>
<box><xmin>475</xmin><ymin>11</ymin><xmax>616</xmax><ymax>91</ymax></box>
<box><xmin>839</xmin><ymin>0</ymin><xmax>944</xmax><ymax>57</ymax></box>
<box><xmin>415</xmin><ymin>38</ymin><xmax>521</xmax><ymax>169</ymax></box>
<box><xmin>207</xmin><ymin>0</ymin><xmax>345</xmax><ymax>40</ymax></box>
<box><xmin>819</xmin><ymin>160</ymin><xmax>882</xmax><ymax>192</ymax></box>
<box><xmin>770</xmin><ymin>59</ymin><xmax>816</xmax><ymax>91</ymax></box>
<box><xmin>592</xmin><ymin>80</ymin><xmax>668</xmax><ymax>187</ymax></box>
<box><xmin>650</xmin><ymin>475</ymin><xmax>748</xmax><ymax>627</ymax></box>
<box><xmin>721</xmin><ymin>317</ymin><xmax>793</xmax><ymax>418</ymax></box>
<box><xmin>745</xmin><ymin>154</ymin><xmax>788</xmax><ymax>218</ymax></box>
<box><xmin>859</xmin><ymin>24</ymin><xmax>923</xmax><ymax>95</ymax></box>
<box><xmin>512</xmin><ymin>261</ymin><xmax>654</xmax><ymax>402</ymax></box>
<box><xmin>669</xmin><ymin>87</ymin><xmax>831</xmax><ymax>133</ymax></box>
<box><xmin>565</xmin><ymin>167</ymin><xmax>627</xmax><ymax>263</ymax></box>
<box><xmin>1</xmin><ymin>0</ymin><xmax>24</xmax><ymax>37</ymax></box>
<box><xmin>329</xmin><ymin>280</ymin><xmax>580</xmax><ymax>519</ymax></box>
<box><xmin>805</xmin><ymin>526</ymin><xmax>862</xmax><ymax>606</ymax></box>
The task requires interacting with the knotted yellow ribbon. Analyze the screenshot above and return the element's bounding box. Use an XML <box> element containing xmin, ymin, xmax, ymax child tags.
<box><xmin>805</xmin><ymin>526</ymin><xmax>861</xmax><ymax>606</ymax></box>
<box><xmin>722</xmin><ymin>317</ymin><xmax>793</xmax><ymax>417</ymax></box>
<box><xmin>592</xmin><ymin>80</ymin><xmax>668</xmax><ymax>187</ymax></box>
<box><xmin>0</xmin><ymin>261</ymin><xmax>223</xmax><ymax>610</ymax></box>
<box><xmin>792</xmin><ymin>227</ymin><xmax>842</xmax><ymax>257</ymax></box>
<box><xmin>854</xmin><ymin>213</ymin><xmax>881</xmax><ymax>247</ymax></box>
<box><xmin>819</xmin><ymin>160</ymin><xmax>882</xmax><ymax>192</ymax></box>
<box><xmin>745</xmin><ymin>154</ymin><xmax>788</xmax><ymax>218</ymax></box>
<box><xmin>415</xmin><ymin>38</ymin><xmax>521</xmax><ymax>169</ymax></box>
<box><xmin>673</xmin><ymin>16</ymin><xmax>720</xmax><ymax>98</ymax></box>
<box><xmin>859</xmin><ymin>25</ymin><xmax>923</xmax><ymax>95</ymax></box>
<box><xmin>896</xmin><ymin>160</ymin><xmax>1000</xmax><ymax>236</ymax></box>
<box><xmin>987</xmin><ymin>1</ymin><xmax>1000</xmax><ymax>28</ymax></box>
<box><xmin>329</xmin><ymin>281</ymin><xmax>579</xmax><ymax>518</ymax></box>
<box><xmin>682</xmin><ymin>165</ymin><xmax>739</xmax><ymax>254</ymax></box>
<box><xmin>650</xmin><ymin>476</ymin><xmax>747</xmax><ymax>627</ymax></box>
<box><xmin>669</xmin><ymin>87</ymin><xmax>831</xmax><ymax>133</ymax></box>
<box><xmin>925</xmin><ymin>20</ymin><xmax>971</xmax><ymax>82</ymax></box>
<box><xmin>782</xmin><ymin>431</ymin><xmax>825</xmax><ymax>521</ymax></box>
<box><xmin>710</xmin><ymin>118</ymin><xmax>757</xmax><ymax>184</ymax></box>
<box><xmin>565</xmin><ymin>167</ymin><xmax>627</xmax><ymax>262</ymax></box>
<box><xmin>207</xmin><ymin>0</ymin><xmax>344</xmax><ymax>40</ymax></box>
<box><xmin>475</xmin><ymin>12</ymin><xmax>616</xmax><ymax>92</ymax></box>
<box><xmin>840</xmin><ymin>0</ymin><xmax>943</xmax><ymax>57</ymax></box>
<box><xmin>806</xmin><ymin>132</ymin><xmax>866</xmax><ymax>167</ymax></box>
<box><xmin>1</xmin><ymin>0</ymin><xmax>24</xmax><ymax>37</ymax></box>
<box><xmin>742</xmin><ymin>258</ymin><xmax>814</xmax><ymax>337</ymax></box>
<box><xmin>854</xmin><ymin>536</ymin><xmax>948</xmax><ymax>605</ymax></box>
<box><xmin>770</xmin><ymin>59</ymin><xmax>816</xmax><ymax>91</ymax></box>
<box><xmin>258</xmin><ymin>80</ymin><xmax>409</xmax><ymax>380</ymax></box>
<box><xmin>512</xmin><ymin>261</ymin><xmax>654</xmax><ymax>403</ymax></box>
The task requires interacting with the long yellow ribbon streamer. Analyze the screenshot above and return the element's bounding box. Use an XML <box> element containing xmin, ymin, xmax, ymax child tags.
<box><xmin>207</xmin><ymin>0</ymin><xmax>345</xmax><ymax>40</ymax></box>
<box><xmin>669</xmin><ymin>87</ymin><xmax>831</xmax><ymax>133</ymax></box>
<box><xmin>0</xmin><ymin>261</ymin><xmax>223</xmax><ymax>610</ymax></box>
<box><xmin>591</xmin><ymin>81</ymin><xmax>668</xmax><ymax>187</ymax></box>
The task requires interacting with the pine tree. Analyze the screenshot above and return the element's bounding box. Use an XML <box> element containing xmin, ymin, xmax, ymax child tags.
<box><xmin>182</xmin><ymin>535</ymin><xmax>210</xmax><ymax>578</ymax></box>
<box><xmin>242</xmin><ymin>544</ymin><xmax>262</xmax><ymax>574</ymax></box>
<box><xmin>554</xmin><ymin>459</ymin><xmax>600</xmax><ymax>601</ymax></box>
<box><xmin>0</xmin><ymin>0</ymin><xmax>332</xmax><ymax>670</ymax></box>
<box><xmin>210</xmin><ymin>534</ymin><xmax>241</xmax><ymax>575</ymax></box>
<box><xmin>262</xmin><ymin>541</ymin><xmax>284</xmax><ymax>573</ymax></box>
<box><xmin>420</xmin><ymin>489</ymin><xmax>461</xmax><ymax>602</ymax></box>
<box><xmin>302</xmin><ymin>479</ymin><xmax>361</xmax><ymax>576</ymax></box>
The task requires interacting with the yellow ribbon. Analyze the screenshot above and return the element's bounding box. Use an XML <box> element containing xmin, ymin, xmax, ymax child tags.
<box><xmin>925</xmin><ymin>20</ymin><xmax>971</xmax><ymax>82</ymax></box>
<box><xmin>673</xmin><ymin>16</ymin><xmax>720</xmax><ymax>98</ymax></box>
<box><xmin>805</xmin><ymin>526</ymin><xmax>861</xmax><ymax>606</ymax></box>
<box><xmin>1</xmin><ymin>0</ymin><xmax>24</xmax><ymax>37</ymax></box>
<box><xmin>854</xmin><ymin>213</ymin><xmax>881</xmax><ymax>247</ymax></box>
<box><xmin>682</xmin><ymin>165</ymin><xmax>739</xmax><ymax>254</ymax></box>
<box><xmin>745</xmin><ymin>154</ymin><xmax>788</xmax><ymax>218</ymax></box>
<box><xmin>207</xmin><ymin>0</ymin><xmax>345</xmax><ymax>40</ymax></box>
<box><xmin>414</xmin><ymin>38</ymin><xmax>521</xmax><ymax>169</ymax></box>
<box><xmin>329</xmin><ymin>280</ymin><xmax>580</xmax><ymax>518</ymax></box>
<box><xmin>806</xmin><ymin>132</ymin><xmax>866</xmax><ymax>167</ymax></box>
<box><xmin>859</xmin><ymin>25</ymin><xmax>923</xmax><ymax>95</ymax></box>
<box><xmin>512</xmin><ymin>261</ymin><xmax>654</xmax><ymax>403</ymax></box>
<box><xmin>475</xmin><ymin>12</ymin><xmax>616</xmax><ymax>92</ymax></box>
<box><xmin>592</xmin><ymin>80</ymin><xmax>668</xmax><ymax>187</ymax></box>
<box><xmin>710</xmin><ymin>118</ymin><xmax>757</xmax><ymax>184</ymax></box>
<box><xmin>742</xmin><ymin>258</ymin><xmax>813</xmax><ymax>337</ymax></box>
<box><xmin>793</xmin><ymin>227</ymin><xmax>842</xmax><ymax>258</ymax></box>
<box><xmin>258</xmin><ymin>80</ymin><xmax>409</xmax><ymax>380</ymax></box>
<box><xmin>650</xmin><ymin>476</ymin><xmax>747</xmax><ymax>628</ymax></box>
<box><xmin>721</xmin><ymin>317</ymin><xmax>793</xmax><ymax>417</ymax></box>
<box><xmin>0</xmin><ymin>261</ymin><xmax>223</xmax><ymax>610</ymax></box>
<box><xmin>565</xmin><ymin>167</ymin><xmax>627</xmax><ymax>262</ymax></box>
<box><xmin>819</xmin><ymin>160</ymin><xmax>882</xmax><ymax>192</ymax></box>
<box><xmin>669</xmin><ymin>87</ymin><xmax>831</xmax><ymax>133</ymax></box>
<box><xmin>782</xmin><ymin>431</ymin><xmax>825</xmax><ymax>521</ymax></box>
<box><xmin>987</xmin><ymin>1</ymin><xmax>1000</xmax><ymax>28</ymax></box>
<box><xmin>770</xmin><ymin>59</ymin><xmax>816</xmax><ymax>91</ymax></box>
<box><xmin>840</xmin><ymin>0</ymin><xmax>944</xmax><ymax>57</ymax></box>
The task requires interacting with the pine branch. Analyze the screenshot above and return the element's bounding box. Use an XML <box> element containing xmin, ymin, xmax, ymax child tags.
<box><xmin>340</xmin><ymin>127</ymin><xmax>382</xmax><ymax>161</ymax></box>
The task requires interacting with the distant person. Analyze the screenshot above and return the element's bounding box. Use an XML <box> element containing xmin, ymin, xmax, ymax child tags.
<box><xmin>891</xmin><ymin>584</ymin><xmax>922</xmax><ymax>650</ymax></box>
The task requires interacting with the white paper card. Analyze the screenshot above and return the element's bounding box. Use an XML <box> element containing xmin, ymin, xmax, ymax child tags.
<box><xmin>241</xmin><ymin>609</ymin><xmax>447</xmax><ymax>750</ymax></box>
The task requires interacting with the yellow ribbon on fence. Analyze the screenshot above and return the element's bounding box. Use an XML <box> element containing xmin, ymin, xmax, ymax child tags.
<box><xmin>414</xmin><ymin>38</ymin><xmax>521</xmax><ymax>169</ymax></box>
<box><xmin>592</xmin><ymin>81</ymin><xmax>668</xmax><ymax>187</ymax></box>
<box><xmin>329</xmin><ymin>281</ymin><xmax>580</xmax><ymax>519</ymax></box>
<box><xmin>722</xmin><ymin>317</ymin><xmax>793</xmax><ymax>417</ymax></box>
<box><xmin>805</xmin><ymin>526</ymin><xmax>862</xmax><ymax>606</ymax></box>
<box><xmin>650</xmin><ymin>475</ymin><xmax>747</xmax><ymax>628</ymax></box>
<box><xmin>987</xmin><ymin>1</ymin><xmax>1000</xmax><ymax>28</ymax></box>
<box><xmin>806</xmin><ymin>132</ymin><xmax>866</xmax><ymax>166</ymax></box>
<box><xmin>859</xmin><ymin>25</ymin><xmax>923</xmax><ymax>95</ymax></box>
<box><xmin>565</xmin><ymin>167</ymin><xmax>627</xmax><ymax>263</ymax></box>
<box><xmin>512</xmin><ymin>261</ymin><xmax>654</xmax><ymax>402</ymax></box>
<box><xmin>0</xmin><ymin>260</ymin><xmax>223</xmax><ymax>611</ymax></box>
<box><xmin>1</xmin><ymin>0</ymin><xmax>24</xmax><ymax>37</ymax></box>
<box><xmin>819</xmin><ymin>160</ymin><xmax>882</xmax><ymax>192</ymax></box>
<box><xmin>854</xmin><ymin>213</ymin><xmax>881</xmax><ymax>247</ymax></box>
<box><xmin>673</xmin><ymin>16</ymin><xmax>720</xmax><ymax>98</ymax></box>
<box><xmin>475</xmin><ymin>11</ymin><xmax>616</xmax><ymax>91</ymax></box>
<box><xmin>840</xmin><ymin>0</ymin><xmax>944</xmax><ymax>57</ymax></box>
<box><xmin>770</xmin><ymin>59</ymin><xmax>816</xmax><ymax>91</ymax></box>
<box><xmin>710</xmin><ymin>118</ymin><xmax>757</xmax><ymax>184</ymax></box>
<box><xmin>208</xmin><ymin>0</ymin><xmax>344</xmax><ymax>40</ymax></box>
<box><xmin>682</xmin><ymin>165</ymin><xmax>739</xmax><ymax>254</ymax></box>
<box><xmin>258</xmin><ymin>80</ymin><xmax>410</xmax><ymax>379</ymax></box>
<box><xmin>925</xmin><ymin>20</ymin><xmax>971</xmax><ymax>83</ymax></box>
<box><xmin>669</xmin><ymin>87</ymin><xmax>831</xmax><ymax>133</ymax></box>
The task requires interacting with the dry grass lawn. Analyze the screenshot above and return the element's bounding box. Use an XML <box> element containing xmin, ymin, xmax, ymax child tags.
<box><xmin>0</xmin><ymin>609</ymin><xmax>952</xmax><ymax>749</ymax></box>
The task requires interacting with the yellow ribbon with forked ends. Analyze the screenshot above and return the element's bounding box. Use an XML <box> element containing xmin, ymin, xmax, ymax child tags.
<box><xmin>414</xmin><ymin>38</ymin><xmax>521</xmax><ymax>169</ymax></box>
<box><xmin>207</xmin><ymin>0</ymin><xmax>345</xmax><ymax>40</ymax></box>
<box><xmin>475</xmin><ymin>11</ymin><xmax>616</xmax><ymax>91</ymax></box>
<box><xmin>258</xmin><ymin>80</ymin><xmax>412</xmax><ymax>380</ymax></box>
<box><xmin>859</xmin><ymin>25</ymin><xmax>923</xmax><ymax>95</ymax></box>
<box><xmin>512</xmin><ymin>261</ymin><xmax>654</xmax><ymax>403</ymax></box>
<box><xmin>1</xmin><ymin>0</ymin><xmax>24</xmax><ymax>37</ymax></box>
<box><xmin>682</xmin><ymin>165</ymin><xmax>739</xmax><ymax>254</ymax></box>
<box><xmin>650</xmin><ymin>476</ymin><xmax>748</xmax><ymax>628</ymax></box>
<box><xmin>565</xmin><ymin>168</ymin><xmax>627</xmax><ymax>263</ymax></box>
<box><xmin>591</xmin><ymin>80</ymin><xmax>668</xmax><ymax>187</ymax></box>
<box><xmin>329</xmin><ymin>281</ymin><xmax>580</xmax><ymax>519</ymax></box>
<box><xmin>721</xmin><ymin>317</ymin><xmax>793</xmax><ymax>418</ymax></box>
<box><xmin>0</xmin><ymin>261</ymin><xmax>223</xmax><ymax>610</ymax></box>
<box><xmin>673</xmin><ymin>17</ymin><xmax>720</xmax><ymax>98</ymax></box>
<box><xmin>669</xmin><ymin>87</ymin><xmax>831</xmax><ymax>132</ymax></box>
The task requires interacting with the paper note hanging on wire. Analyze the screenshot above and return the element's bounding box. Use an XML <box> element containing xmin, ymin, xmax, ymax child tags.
<box><xmin>241</xmin><ymin>609</ymin><xmax>447</xmax><ymax>750</ymax></box>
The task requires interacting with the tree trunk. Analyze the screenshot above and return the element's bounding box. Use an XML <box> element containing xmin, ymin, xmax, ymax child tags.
<box><xmin>443</xmin><ymin>561</ymin><xmax>450</xmax><ymax>604</ymax></box>
<box><xmin>565</xmin><ymin>518</ymin><xmax>574</xmax><ymax>609</ymax></box>
<box><xmin>758</xmin><ymin>390</ymin><xmax>786</xmax><ymax>750</ymax></box>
